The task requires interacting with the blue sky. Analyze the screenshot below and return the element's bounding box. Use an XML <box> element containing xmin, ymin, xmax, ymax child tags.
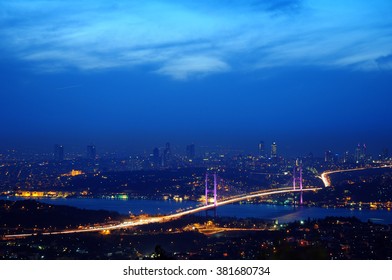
<box><xmin>1</xmin><ymin>0</ymin><xmax>392</xmax><ymax>156</ymax></box>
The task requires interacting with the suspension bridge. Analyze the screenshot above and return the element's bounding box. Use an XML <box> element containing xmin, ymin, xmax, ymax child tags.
<box><xmin>5</xmin><ymin>164</ymin><xmax>392</xmax><ymax>239</ymax></box>
<box><xmin>3</xmin><ymin>162</ymin><xmax>323</xmax><ymax>239</ymax></box>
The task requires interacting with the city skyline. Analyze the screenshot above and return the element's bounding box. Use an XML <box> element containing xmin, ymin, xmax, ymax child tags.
<box><xmin>1</xmin><ymin>140</ymin><xmax>389</xmax><ymax>162</ymax></box>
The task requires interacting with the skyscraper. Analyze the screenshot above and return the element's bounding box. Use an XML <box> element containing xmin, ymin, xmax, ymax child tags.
<box><xmin>325</xmin><ymin>150</ymin><xmax>333</xmax><ymax>163</ymax></box>
<box><xmin>382</xmin><ymin>148</ymin><xmax>389</xmax><ymax>160</ymax></box>
<box><xmin>186</xmin><ymin>144</ymin><xmax>195</xmax><ymax>160</ymax></box>
<box><xmin>153</xmin><ymin>147</ymin><xmax>159</xmax><ymax>158</ymax></box>
<box><xmin>54</xmin><ymin>144</ymin><xmax>64</xmax><ymax>161</ymax></box>
<box><xmin>152</xmin><ymin>147</ymin><xmax>160</xmax><ymax>168</ymax></box>
<box><xmin>361</xmin><ymin>144</ymin><xmax>367</xmax><ymax>161</ymax></box>
<box><xmin>355</xmin><ymin>143</ymin><xmax>367</xmax><ymax>163</ymax></box>
<box><xmin>271</xmin><ymin>142</ymin><xmax>277</xmax><ymax>158</ymax></box>
<box><xmin>162</xmin><ymin>142</ymin><xmax>171</xmax><ymax>167</ymax></box>
<box><xmin>355</xmin><ymin>144</ymin><xmax>361</xmax><ymax>163</ymax></box>
<box><xmin>258</xmin><ymin>141</ymin><xmax>265</xmax><ymax>157</ymax></box>
<box><xmin>343</xmin><ymin>151</ymin><xmax>350</xmax><ymax>163</ymax></box>
<box><xmin>165</xmin><ymin>142</ymin><xmax>171</xmax><ymax>159</ymax></box>
<box><xmin>87</xmin><ymin>145</ymin><xmax>96</xmax><ymax>160</ymax></box>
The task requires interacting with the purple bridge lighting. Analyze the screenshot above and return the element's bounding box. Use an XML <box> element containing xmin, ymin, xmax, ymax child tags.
<box><xmin>205</xmin><ymin>173</ymin><xmax>217</xmax><ymax>207</ymax></box>
<box><xmin>293</xmin><ymin>161</ymin><xmax>303</xmax><ymax>205</ymax></box>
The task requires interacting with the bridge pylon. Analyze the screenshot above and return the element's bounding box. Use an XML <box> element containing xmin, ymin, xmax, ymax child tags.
<box><xmin>293</xmin><ymin>161</ymin><xmax>303</xmax><ymax>205</ymax></box>
<box><xmin>205</xmin><ymin>173</ymin><xmax>217</xmax><ymax>207</ymax></box>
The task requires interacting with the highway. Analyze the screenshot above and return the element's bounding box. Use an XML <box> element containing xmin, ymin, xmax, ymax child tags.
<box><xmin>319</xmin><ymin>165</ymin><xmax>392</xmax><ymax>187</ymax></box>
<box><xmin>2</xmin><ymin>187</ymin><xmax>321</xmax><ymax>239</ymax></box>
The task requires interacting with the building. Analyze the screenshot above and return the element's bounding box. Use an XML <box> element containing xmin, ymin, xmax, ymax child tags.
<box><xmin>54</xmin><ymin>144</ymin><xmax>64</xmax><ymax>161</ymax></box>
<box><xmin>186</xmin><ymin>144</ymin><xmax>195</xmax><ymax>160</ymax></box>
<box><xmin>152</xmin><ymin>147</ymin><xmax>160</xmax><ymax>168</ymax></box>
<box><xmin>153</xmin><ymin>147</ymin><xmax>159</xmax><ymax>159</ymax></box>
<box><xmin>355</xmin><ymin>144</ymin><xmax>361</xmax><ymax>162</ymax></box>
<box><xmin>343</xmin><ymin>151</ymin><xmax>351</xmax><ymax>163</ymax></box>
<box><xmin>361</xmin><ymin>144</ymin><xmax>367</xmax><ymax>161</ymax></box>
<box><xmin>163</xmin><ymin>142</ymin><xmax>171</xmax><ymax>160</ymax></box>
<box><xmin>325</xmin><ymin>150</ymin><xmax>333</xmax><ymax>163</ymax></box>
<box><xmin>271</xmin><ymin>142</ymin><xmax>277</xmax><ymax>158</ymax></box>
<box><xmin>87</xmin><ymin>145</ymin><xmax>96</xmax><ymax>160</ymax></box>
<box><xmin>355</xmin><ymin>143</ymin><xmax>367</xmax><ymax>163</ymax></box>
<box><xmin>381</xmin><ymin>148</ymin><xmax>389</xmax><ymax>160</ymax></box>
<box><xmin>162</xmin><ymin>142</ymin><xmax>171</xmax><ymax>167</ymax></box>
<box><xmin>258</xmin><ymin>141</ymin><xmax>265</xmax><ymax>157</ymax></box>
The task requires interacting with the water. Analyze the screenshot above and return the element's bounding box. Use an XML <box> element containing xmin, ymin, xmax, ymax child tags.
<box><xmin>3</xmin><ymin>196</ymin><xmax>392</xmax><ymax>224</ymax></box>
<box><xmin>2</xmin><ymin>196</ymin><xmax>198</xmax><ymax>216</ymax></box>
<box><xmin>215</xmin><ymin>203</ymin><xmax>392</xmax><ymax>224</ymax></box>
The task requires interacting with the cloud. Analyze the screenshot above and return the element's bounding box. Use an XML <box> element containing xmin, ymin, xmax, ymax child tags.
<box><xmin>376</xmin><ymin>54</ymin><xmax>392</xmax><ymax>70</ymax></box>
<box><xmin>156</xmin><ymin>56</ymin><xmax>230</xmax><ymax>80</ymax></box>
<box><xmin>253</xmin><ymin>0</ymin><xmax>302</xmax><ymax>14</ymax></box>
<box><xmin>0</xmin><ymin>0</ymin><xmax>391</xmax><ymax>79</ymax></box>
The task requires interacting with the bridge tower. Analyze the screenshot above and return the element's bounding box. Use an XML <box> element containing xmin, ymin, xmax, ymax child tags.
<box><xmin>293</xmin><ymin>161</ymin><xmax>303</xmax><ymax>205</ymax></box>
<box><xmin>205</xmin><ymin>173</ymin><xmax>217</xmax><ymax>207</ymax></box>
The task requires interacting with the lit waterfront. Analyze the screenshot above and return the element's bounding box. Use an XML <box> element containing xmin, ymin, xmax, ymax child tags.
<box><xmin>4</xmin><ymin>164</ymin><xmax>392</xmax><ymax>240</ymax></box>
<box><xmin>4</xmin><ymin>194</ymin><xmax>392</xmax><ymax>224</ymax></box>
<box><xmin>3</xmin><ymin>188</ymin><xmax>319</xmax><ymax>238</ymax></box>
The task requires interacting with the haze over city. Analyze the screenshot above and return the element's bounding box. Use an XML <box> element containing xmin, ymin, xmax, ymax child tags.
<box><xmin>1</xmin><ymin>0</ymin><xmax>392</xmax><ymax>156</ymax></box>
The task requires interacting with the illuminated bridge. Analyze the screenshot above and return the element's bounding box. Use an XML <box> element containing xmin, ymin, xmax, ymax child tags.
<box><xmin>4</xmin><ymin>164</ymin><xmax>392</xmax><ymax>239</ymax></box>
<box><xmin>2</xmin><ymin>167</ymin><xmax>321</xmax><ymax>239</ymax></box>
<box><xmin>2</xmin><ymin>185</ymin><xmax>321</xmax><ymax>239</ymax></box>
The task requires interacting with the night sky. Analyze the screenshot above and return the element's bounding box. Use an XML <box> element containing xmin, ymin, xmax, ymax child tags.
<box><xmin>1</xmin><ymin>0</ymin><xmax>391</xmax><ymax>156</ymax></box>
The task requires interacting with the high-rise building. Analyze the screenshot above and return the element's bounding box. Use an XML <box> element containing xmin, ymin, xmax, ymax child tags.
<box><xmin>325</xmin><ymin>150</ymin><xmax>333</xmax><ymax>163</ymax></box>
<box><xmin>87</xmin><ymin>145</ymin><xmax>96</xmax><ymax>160</ymax></box>
<box><xmin>343</xmin><ymin>151</ymin><xmax>350</xmax><ymax>163</ymax></box>
<box><xmin>355</xmin><ymin>143</ymin><xmax>367</xmax><ymax>163</ymax></box>
<box><xmin>162</xmin><ymin>142</ymin><xmax>171</xmax><ymax>167</ymax></box>
<box><xmin>382</xmin><ymin>148</ymin><xmax>389</xmax><ymax>160</ymax></box>
<box><xmin>153</xmin><ymin>147</ymin><xmax>159</xmax><ymax>159</ymax></box>
<box><xmin>186</xmin><ymin>144</ymin><xmax>195</xmax><ymax>160</ymax></box>
<box><xmin>152</xmin><ymin>147</ymin><xmax>160</xmax><ymax>168</ymax></box>
<box><xmin>355</xmin><ymin>144</ymin><xmax>361</xmax><ymax>162</ymax></box>
<box><xmin>165</xmin><ymin>142</ymin><xmax>171</xmax><ymax>159</ymax></box>
<box><xmin>271</xmin><ymin>142</ymin><xmax>277</xmax><ymax>158</ymax></box>
<box><xmin>361</xmin><ymin>144</ymin><xmax>367</xmax><ymax>161</ymax></box>
<box><xmin>54</xmin><ymin>144</ymin><xmax>64</xmax><ymax>161</ymax></box>
<box><xmin>258</xmin><ymin>141</ymin><xmax>265</xmax><ymax>157</ymax></box>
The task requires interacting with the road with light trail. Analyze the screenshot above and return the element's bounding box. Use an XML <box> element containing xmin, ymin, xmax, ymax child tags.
<box><xmin>5</xmin><ymin>165</ymin><xmax>392</xmax><ymax>239</ymax></box>
<box><xmin>2</xmin><ymin>187</ymin><xmax>320</xmax><ymax>239</ymax></box>
<box><xmin>319</xmin><ymin>165</ymin><xmax>392</xmax><ymax>187</ymax></box>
